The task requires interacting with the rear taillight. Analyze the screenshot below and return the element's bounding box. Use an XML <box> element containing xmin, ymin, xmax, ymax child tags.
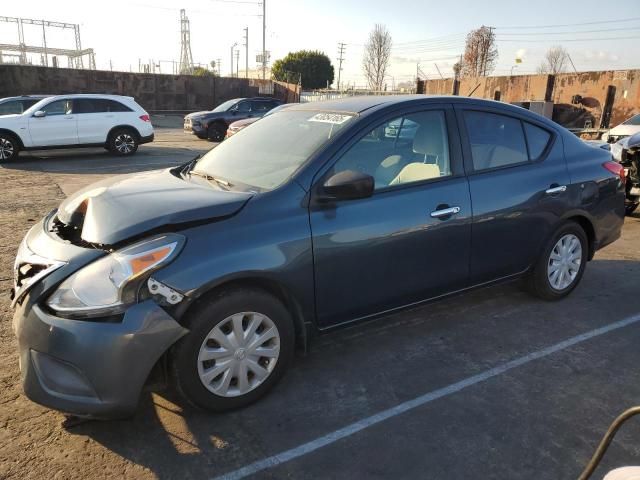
<box><xmin>139</xmin><ymin>114</ymin><xmax>151</xmax><ymax>122</ymax></box>
<box><xmin>603</xmin><ymin>161</ymin><xmax>625</xmax><ymax>183</ymax></box>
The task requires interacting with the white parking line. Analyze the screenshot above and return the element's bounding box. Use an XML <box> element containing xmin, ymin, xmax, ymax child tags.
<box><xmin>213</xmin><ymin>313</ymin><xmax>640</xmax><ymax>480</ymax></box>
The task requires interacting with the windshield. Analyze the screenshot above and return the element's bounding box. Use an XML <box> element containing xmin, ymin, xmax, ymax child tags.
<box><xmin>212</xmin><ymin>99</ymin><xmax>240</xmax><ymax>113</ymax></box>
<box><xmin>194</xmin><ymin>110</ymin><xmax>355</xmax><ymax>190</ymax></box>
<box><xmin>623</xmin><ymin>114</ymin><xmax>640</xmax><ymax>126</ymax></box>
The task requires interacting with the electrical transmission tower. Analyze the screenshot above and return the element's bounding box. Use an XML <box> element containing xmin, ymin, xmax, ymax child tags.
<box><xmin>243</xmin><ymin>27</ymin><xmax>248</xmax><ymax>78</ymax></box>
<box><xmin>178</xmin><ymin>9</ymin><xmax>194</xmax><ymax>74</ymax></box>
<box><xmin>337</xmin><ymin>42</ymin><xmax>346</xmax><ymax>90</ymax></box>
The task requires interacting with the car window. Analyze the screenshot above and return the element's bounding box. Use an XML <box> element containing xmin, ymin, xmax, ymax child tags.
<box><xmin>623</xmin><ymin>114</ymin><xmax>640</xmax><ymax>126</ymax></box>
<box><xmin>0</xmin><ymin>100</ymin><xmax>24</xmax><ymax>115</ymax></box>
<box><xmin>523</xmin><ymin>122</ymin><xmax>552</xmax><ymax>160</ymax></box>
<box><xmin>464</xmin><ymin>111</ymin><xmax>528</xmax><ymax>171</ymax></box>
<box><xmin>41</xmin><ymin>99</ymin><xmax>73</xmax><ymax>116</ymax></box>
<box><xmin>22</xmin><ymin>99</ymin><xmax>41</xmax><ymax>110</ymax></box>
<box><xmin>251</xmin><ymin>101</ymin><xmax>271</xmax><ymax>112</ymax></box>
<box><xmin>332</xmin><ymin>110</ymin><xmax>451</xmax><ymax>190</ymax></box>
<box><xmin>234</xmin><ymin>101</ymin><xmax>251</xmax><ymax>113</ymax></box>
<box><xmin>74</xmin><ymin>99</ymin><xmax>133</xmax><ymax>114</ymax></box>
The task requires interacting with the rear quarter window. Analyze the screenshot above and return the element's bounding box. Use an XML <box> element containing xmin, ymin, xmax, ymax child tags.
<box><xmin>523</xmin><ymin>122</ymin><xmax>552</xmax><ymax>160</ymax></box>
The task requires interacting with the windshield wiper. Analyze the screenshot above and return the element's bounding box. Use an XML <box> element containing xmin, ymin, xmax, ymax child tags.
<box><xmin>190</xmin><ymin>170</ymin><xmax>234</xmax><ymax>190</ymax></box>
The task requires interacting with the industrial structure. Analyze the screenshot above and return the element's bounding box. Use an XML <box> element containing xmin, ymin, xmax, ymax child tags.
<box><xmin>178</xmin><ymin>9</ymin><xmax>194</xmax><ymax>75</ymax></box>
<box><xmin>0</xmin><ymin>16</ymin><xmax>95</xmax><ymax>69</ymax></box>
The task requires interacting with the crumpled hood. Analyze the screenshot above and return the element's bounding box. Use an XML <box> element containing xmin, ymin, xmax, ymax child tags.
<box><xmin>57</xmin><ymin>169</ymin><xmax>253</xmax><ymax>245</ymax></box>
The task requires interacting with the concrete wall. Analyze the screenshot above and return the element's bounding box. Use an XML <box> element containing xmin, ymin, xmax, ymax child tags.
<box><xmin>419</xmin><ymin>70</ymin><xmax>640</xmax><ymax>129</ymax></box>
<box><xmin>0</xmin><ymin>65</ymin><xmax>300</xmax><ymax>112</ymax></box>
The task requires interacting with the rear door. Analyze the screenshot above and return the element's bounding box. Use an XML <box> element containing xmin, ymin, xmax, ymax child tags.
<box><xmin>455</xmin><ymin>106</ymin><xmax>569</xmax><ymax>284</ymax></box>
<box><xmin>310</xmin><ymin>105</ymin><xmax>472</xmax><ymax>327</ymax></box>
<box><xmin>28</xmin><ymin>99</ymin><xmax>78</xmax><ymax>146</ymax></box>
<box><xmin>75</xmin><ymin>98</ymin><xmax>131</xmax><ymax>144</ymax></box>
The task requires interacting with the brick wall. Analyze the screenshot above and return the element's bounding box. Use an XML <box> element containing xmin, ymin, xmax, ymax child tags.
<box><xmin>0</xmin><ymin>65</ymin><xmax>300</xmax><ymax>112</ymax></box>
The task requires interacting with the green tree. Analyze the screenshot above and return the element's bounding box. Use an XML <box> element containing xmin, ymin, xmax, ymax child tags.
<box><xmin>192</xmin><ymin>66</ymin><xmax>215</xmax><ymax>77</ymax></box>
<box><xmin>272</xmin><ymin>50</ymin><xmax>334</xmax><ymax>89</ymax></box>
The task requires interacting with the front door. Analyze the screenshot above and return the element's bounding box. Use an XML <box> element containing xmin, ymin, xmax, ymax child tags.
<box><xmin>28</xmin><ymin>99</ymin><xmax>78</xmax><ymax>146</ymax></box>
<box><xmin>310</xmin><ymin>106</ymin><xmax>472</xmax><ymax>327</ymax></box>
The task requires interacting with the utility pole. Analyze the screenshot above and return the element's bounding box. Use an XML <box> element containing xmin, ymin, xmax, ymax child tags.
<box><xmin>262</xmin><ymin>0</ymin><xmax>266</xmax><ymax>79</ymax></box>
<box><xmin>337</xmin><ymin>42</ymin><xmax>346</xmax><ymax>90</ymax></box>
<box><xmin>243</xmin><ymin>27</ymin><xmax>249</xmax><ymax>78</ymax></box>
<box><xmin>216</xmin><ymin>58</ymin><xmax>222</xmax><ymax>76</ymax></box>
<box><xmin>235</xmin><ymin>49</ymin><xmax>240</xmax><ymax>78</ymax></box>
<box><xmin>230</xmin><ymin>42</ymin><xmax>237</xmax><ymax>77</ymax></box>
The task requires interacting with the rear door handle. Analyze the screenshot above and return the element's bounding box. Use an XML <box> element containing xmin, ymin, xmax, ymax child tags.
<box><xmin>545</xmin><ymin>185</ymin><xmax>567</xmax><ymax>195</ymax></box>
<box><xmin>430</xmin><ymin>206</ymin><xmax>461</xmax><ymax>218</ymax></box>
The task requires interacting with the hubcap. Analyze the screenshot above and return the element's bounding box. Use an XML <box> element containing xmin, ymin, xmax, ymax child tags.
<box><xmin>114</xmin><ymin>133</ymin><xmax>135</xmax><ymax>153</ymax></box>
<box><xmin>197</xmin><ymin>312</ymin><xmax>280</xmax><ymax>397</ymax></box>
<box><xmin>0</xmin><ymin>138</ymin><xmax>15</xmax><ymax>160</ymax></box>
<box><xmin>547</xmin><ymin>233</ymin><xmax>582</xmax><ymax>290</ymax></box>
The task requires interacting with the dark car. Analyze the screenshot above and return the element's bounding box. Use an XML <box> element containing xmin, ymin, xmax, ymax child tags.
<box><xmin>12</xmin><ymin>96</ymin><xmax>624</xmax><ymax>419</ymax></box>
<box><xmin>0</xmin><ymin>95</ymin><xmax>49</xmax><ymax>116</ymax></box>
<box><xmin>184</xmin><ymin>97</ymin><xmax>282</xmax><ymax>141</ymax></box>
<box><xmin>225</xmin><ymin>103</ymin><xmax>294</xmax><ymax>138</ymax></box>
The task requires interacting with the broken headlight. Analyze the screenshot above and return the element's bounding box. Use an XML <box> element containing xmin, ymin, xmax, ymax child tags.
<box><xmin>47</xmin><ymin>234</ymin><xmax>184</xmax><ymax>318</ymax></box>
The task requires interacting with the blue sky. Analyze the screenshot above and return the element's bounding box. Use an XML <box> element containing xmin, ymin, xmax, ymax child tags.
<box><xmin>1</xmin><ymin>0</ymin><xmax>639</xmax><ymax>87</ymax></box>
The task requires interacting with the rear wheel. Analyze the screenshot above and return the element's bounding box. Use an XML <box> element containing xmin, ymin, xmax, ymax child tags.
<box><xmin>526</xmin><ymin>222</ymin><xmax>588</xmax><ymax>300</ymax></box>
<box><xmin>207</xmin><ymin>123</ymin><xmax>226</xmax><ymax>142</ymax></box>
<box><xmin>171</xmin><ymin>288</ymin><xmax>295</xmax><ymax>411</ymax></box>
<box><xmin>0</xmin><ymin>134</ymin><xmax>19</xmax><ymax>162</ymax></box>
<box><xmin>108</xmin><ymin>128</ymin><xmax>139</xmax><ymax>156</ymax></box>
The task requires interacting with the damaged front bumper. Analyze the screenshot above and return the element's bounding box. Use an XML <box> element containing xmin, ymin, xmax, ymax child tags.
<box><xmin>12</xmin><ymin>214</ymin><xmax>188</xmax><ymax>419</ymax></box>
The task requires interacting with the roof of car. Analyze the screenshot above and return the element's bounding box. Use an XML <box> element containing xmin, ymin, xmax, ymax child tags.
<box><xmin>0</xmin><ymin>95</ymin><xmax>50</xmax><ymax>102</ymax></box>
<box><xmin>289</xmin><ymin>94</ymin><xmax>527</xmax><ymax>114</ymax></box>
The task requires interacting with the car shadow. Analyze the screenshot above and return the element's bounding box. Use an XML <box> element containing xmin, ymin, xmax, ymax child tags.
<box><xmin>68</xmin><ymin>258</ymin><xmax>640</xmax><ymax>479</ymax></box>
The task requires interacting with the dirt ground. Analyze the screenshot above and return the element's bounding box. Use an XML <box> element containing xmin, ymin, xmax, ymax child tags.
<box><xmin>2</xmin><ymin>131</ymin><xmax>640</xmax><ymax>480</ymax></box>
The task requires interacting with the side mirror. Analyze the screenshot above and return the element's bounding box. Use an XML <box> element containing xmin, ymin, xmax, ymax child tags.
<box><xmin>33</xmin><ymin>110</ymin><xmax>46</xmax><ymax>118</ymax></box>
<box><xmin>319</xmin><ymin>170</ymin><xmax>374</xmax><ymax>201</ymax></box>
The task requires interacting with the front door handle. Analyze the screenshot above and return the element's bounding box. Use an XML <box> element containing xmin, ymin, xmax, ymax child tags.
<box><xmin>430</xmin><ymin>206</ymin><xmax>461</xmax><ymax>219</ymax></box>
<box><xmin>545</xmin><ymin>185</ymin><xmax>567</xmax><ymax>195</ymax></box>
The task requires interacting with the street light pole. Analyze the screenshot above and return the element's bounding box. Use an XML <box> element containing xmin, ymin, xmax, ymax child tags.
<box><xmin>230</xmin><ymin>42</ymin><xmax>237</xmax><ymax>77</ymax></box>
<box><xmin>262</xmin><ymin>0</ymin><xmax>266</xmax><ymax>79</ymax></box>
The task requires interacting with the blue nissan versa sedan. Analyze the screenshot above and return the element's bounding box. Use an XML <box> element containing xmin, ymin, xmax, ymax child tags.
<box><xmin>12</xmin><ymin>96</ymin><xmax>625</xmax><ymax>418</ymax></box>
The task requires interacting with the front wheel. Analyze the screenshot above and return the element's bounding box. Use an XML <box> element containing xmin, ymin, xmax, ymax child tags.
<box><xmin>171</xmin><ymin>288</ymin><xmax>295</xmax><ymax>412</ymax></box>
<box><xmin>108</xmin><ymin>129</ymin><xmax>139</xmax><ymax>156</ymax></box>
<box><xmin>207</xmin><ymin>123</ymin><xmax>226</xmax><ymax>142</ymax></box>
<box><xmin>526</xmin><ymin>222</ymin><xmax>588</xmax><ymax>301</ymax></box>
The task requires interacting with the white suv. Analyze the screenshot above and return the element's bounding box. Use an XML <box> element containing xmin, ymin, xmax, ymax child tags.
<box><xmin>0</xmin><ymin>94</ymin><xmax>154</xmax><ymax>162</ymax></box>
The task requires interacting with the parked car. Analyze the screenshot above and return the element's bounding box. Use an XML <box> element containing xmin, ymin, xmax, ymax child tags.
<box><xmin>602</xmin><ymin>113</ymin><xmax>640</xmax><ymax>144</ymax></box>
<box><xmin>184</xmin><ymin>97</ymin><xmax>282</xmax><ymax>142</ymax></box>
<box><xmin>0</xmin><ymin>95</ymin><xmax>50</xmax><ymax>116</ymax></box>
<box><xmin>611</xmin><ymin>133</ymin><xmax>640</xmax><ymax>215</ymax></box>
<box><xmin>584</xmin><ymin>139</ymin><xmax>611</xmax><ymax>151</ymax></box>
<box><xmin>12</xmin><ymin>96</ymin><xmax>624</xmax><ymax>418</ymax></box>
<box><xmin>225</xmin><ymin>103</ymin><xmax>294</xmax><ymax>138</ymax></box>
<box><xmin>384</xmin><ymin>117</ymin><xmax>419</xmax><ymax>140</ymax></box>
<box><xmin>0</xmin><ymin>94</ymin><xmax>153</xmax><ymax>162</ymax></box>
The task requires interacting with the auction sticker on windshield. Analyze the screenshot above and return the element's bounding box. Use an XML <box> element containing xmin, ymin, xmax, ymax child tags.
<box><xmin>308</xmin><ymin>113</ymin><xmax>353</xmax><ymax>124</ymax></box>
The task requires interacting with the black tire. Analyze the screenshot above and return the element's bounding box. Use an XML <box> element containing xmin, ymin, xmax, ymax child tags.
<box><xmin>171</xmin><ymin>288</ymin><xmax>295</xmax><ymax>412</ymax></box>
<box><xmin>207</xmin><ymin>123</ymin><xmax>226</xmax><ymax>142</ymax></box>
<box><xmin>526</xmin><ymin>221</ymin><xmax>588</xmax><ymax>301</ymax></box>
<box><xmin>0</xmin><ymin>133</ymin><xmax>20</xmax><ymax>162</ymax></box>
<box><xmin>625</xmin><ymin>203</ymin><xmax>639</xmax><ymax>216</ymax></box>
<box><xmin>108</xmin><ymin>128</ymin><xmax>139</xmax><ymax>156</ymax></box>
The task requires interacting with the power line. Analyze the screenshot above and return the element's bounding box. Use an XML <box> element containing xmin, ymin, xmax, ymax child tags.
<box><xmin>497</xmin><ymin>35</ymin><xmax>640</xmax><ymax>43</ymax></box>
<box><xmin>495</xmin><ymin>16</ymin><xmax>640</xmax><ymax>29</ymax></box>
<box><xmin>497</xmin><ymin>26</ymin><xmax>640</xmax><ymax>36</ymax></box>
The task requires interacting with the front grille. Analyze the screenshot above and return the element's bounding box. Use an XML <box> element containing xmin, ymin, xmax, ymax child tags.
<box><xmin>12</xmin><ymin>244</ymin><xmax>64</xmax><ymax>307</ymax></box>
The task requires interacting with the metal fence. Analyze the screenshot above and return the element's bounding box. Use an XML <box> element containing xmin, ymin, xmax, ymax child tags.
<box><xmin>300</xmin><ymin>89</ymin><xmax>411</xmax><ymax>103</ymax></box>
